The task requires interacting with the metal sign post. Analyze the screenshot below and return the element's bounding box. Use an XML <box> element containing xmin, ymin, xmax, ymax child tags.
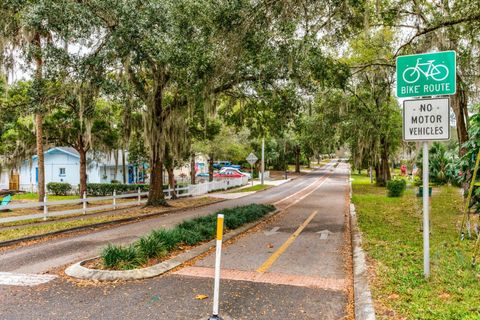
<box><xmin>261</xmin><ymin>138</ymin><xmax>265</xmax><ymax>185</ymax></box>
<box><xmin>422</xmin><ymin>142</ymin><xmax>430</xmax><ymax>277</ymax></box>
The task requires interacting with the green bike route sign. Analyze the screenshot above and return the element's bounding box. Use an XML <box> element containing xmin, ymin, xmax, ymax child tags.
<box><xmin>396</xmin><ymin>51</ymin><xmax>456</xmax><ymax>98</ymax></box>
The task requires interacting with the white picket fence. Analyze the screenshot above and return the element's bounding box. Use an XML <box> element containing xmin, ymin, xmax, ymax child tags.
<box><xmin>0</xmin><ymin>177</ymin><xmax>249</xmax><ymax>224</ymax></box>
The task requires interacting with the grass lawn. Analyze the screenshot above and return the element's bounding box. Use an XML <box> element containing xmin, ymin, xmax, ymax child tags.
<box><xmin>12</xmin><ymin>193</ymin><xmax>78</xmax><ymax>201</ymax></box>
<box><xmin>228</xmin><ymin>184</ymin><xmax>272</xmax><ymax>193</ymax></box>
<box><xmin>352</xmin><ymin>174</ymin><xmax>480</xmax><ymax>320</ymax></box>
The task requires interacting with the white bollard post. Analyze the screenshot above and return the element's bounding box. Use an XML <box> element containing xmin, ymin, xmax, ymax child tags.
<box><xmin>137</xmin><ymin>188</ymin><xmax>141</xmax><ymax>205</ymax></box>
<box><xmin>43</xmin><ymin>194</ymin><xmax>48</xmax><ymax>221</ymax></box>
<box><xmin>208</xmin><ymin>214</ymin><xmax>224</xmax><ymax>320</ymax></box>
<box><xmin>423</xmin><ymin>141</ymin><xmax>430</xmax><ymax>278</ymax></box>
<box><xmin>83</xmin><ymin>191</ymin><xmax>87</xmax><ymax>215</ymax></box>
<box><xmin>113</xmin><ymin>189</ymin><xmax>117</xmax><ymax>210</ymax></box>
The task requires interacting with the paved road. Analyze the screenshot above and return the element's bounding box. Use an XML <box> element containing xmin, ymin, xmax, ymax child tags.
<box><xmin>0</xmin><ymin>161</ymin><xmax>353</xmax><ymax>319</ymax></box>
<box><xmin>0</xmin><ymin>162</ymin><xmax>336</xmax><ymax>275</ymax></box>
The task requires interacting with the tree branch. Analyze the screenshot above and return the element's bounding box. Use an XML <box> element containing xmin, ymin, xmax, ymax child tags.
<box><xmin>395</xmin><ymin>13</ymin><xmax>480</xmax><ymax>56</ymax></box>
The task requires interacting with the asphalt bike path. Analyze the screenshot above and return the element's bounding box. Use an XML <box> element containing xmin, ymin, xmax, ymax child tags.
<box><xmin>0</xmin><ymin>161</ymin><xmax>352</xmax><ymax>319</ymax></box>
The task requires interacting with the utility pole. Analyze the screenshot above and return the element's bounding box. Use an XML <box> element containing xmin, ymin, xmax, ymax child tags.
<box><xmin>261</xmin><ymin>138</ymin><xmax>265</xmax><ymax>185</ymax></box>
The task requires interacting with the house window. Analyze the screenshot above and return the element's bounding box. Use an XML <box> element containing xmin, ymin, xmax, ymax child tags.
<box><xmin>59</xmin><ymin>168</ymin><xmax>66</xmax><ymax>177</ymax></box>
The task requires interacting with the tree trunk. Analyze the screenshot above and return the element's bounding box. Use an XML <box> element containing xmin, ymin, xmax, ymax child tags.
<box><xmin>78</xmin><ymin>147</ymin><xmax>87</xmax><ymax>197</ymax></box>
<box><xmin>381</xmin><ymin>141</ymin><xmax>391</xmax><ymax>182</ymax></box>
<box><xmin>208</xmin><ymin>155</ymin><xmax>214</xmax><ymax>182</ymax></box>
<box><xmin>375</xmin><ymin>163</ymin><xmax>383</xmax><ymax>186</ymax></box>
<box><xmin>167</xmin><ymin>166</ymin><xmax>176</xmax><ymax>200</ymax></box>
<box><xmin>375</xmin><ymin>148</ymin><xmax>391</xmax><ymax>187</ymax></box>
<box><xmin>33</xmin><ymin>32</ymin><xmax>45</xmax><ymax>203</ymax></box>
<box><xmin>451</xmin><ymin>77</ymin><xmax>469</xmax><ymax>155</ymax></box>
<box><xmin>113</xmin><ymin>149</ymin><xmax>119</xmax><ymax>181</ymax></box>
<box><xmin>145</xmin><ymin>79</ymin><xmax>168</xmax><ymax>206</ymax></box>
<box><xmin>294</xmin><ymin>146</ymin><xmax>301</xmax><ymax>173</ymax></box>
<box><xmin>190</xmin><ymin>152</ymin><xmax>196</xmax><ymax>185</ymax></box>
<box><xmin>122</xmin><ymin>148</ymin><xmax>127</xmax><ymax>184</ymax></box>
<box><xmin>36</xmin><ymin>113</ymin><xmax>45</xmax><ymax>202</ymax></box>
<box><xmin>147</xmin><ymin>159</ymin><xmax>167</xmax><ymax>206</ymax></box>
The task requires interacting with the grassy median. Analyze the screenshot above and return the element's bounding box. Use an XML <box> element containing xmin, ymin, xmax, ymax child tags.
<box><xmin>352</xmin><ymin>173</ymin><xmax>480</xmax><ymax>320</ymax></box>
<box><xmin>101</xmin><ymin>203</ymin><xmax>276</xmax><ymax>270</ymax></box>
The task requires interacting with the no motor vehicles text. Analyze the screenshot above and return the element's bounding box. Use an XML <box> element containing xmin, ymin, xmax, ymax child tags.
<box><xmin>407</xmin><ymin>103</ymin><xmax>446</xmax><ymax>138</ymax></box>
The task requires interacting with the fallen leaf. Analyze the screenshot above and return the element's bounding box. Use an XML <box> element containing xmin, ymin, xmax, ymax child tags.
<box><xmin>387</xmin><ymin>293</ymin><xmax>399</xmax><ymax>300</ymax></box>
<box><xmin>438</xmin><ymin>292</ymin><xmax>450</xmax><ymax>300</ymax></box>
<box><xmin>195</xmin><ymin>294</ymin><xmax>208</xmax><ymax>300</ymax></box>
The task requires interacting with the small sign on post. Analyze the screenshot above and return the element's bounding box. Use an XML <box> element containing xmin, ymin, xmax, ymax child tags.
<box><xmin>396</xmin><ymin>51</ymin><xmax>456</xmax><ymax>98</ymax></box>
<box><xmin>403</xmin><ymin>98</ymin><xmax>450</xmax><ymax>141</ymax></box>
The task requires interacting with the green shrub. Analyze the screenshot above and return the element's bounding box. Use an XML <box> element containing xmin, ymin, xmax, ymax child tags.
<box><xmin>46</xmin><ymin>182</ymin><xmax>72</xmax><ymax>195</ymax></box>
<box><xmin>101</xmin><ymin>244</ymin><xmax>144</xmax><ymax>270</ymax></box>
<box><xmin>413</xmin><ymin>175</ymin><xmax>422</xmax><ymax>186</ymax></box>
<box><xmin>136</xmin><ymin>235</ymin><xmax>167</xmax><ymax>260</ymax></box>
<box><xmin>151</xmin><ymin>229</ymin><xmax>182</xmax><ymax>251</ymax></box>
<box><xmin>86</xmin><ymin>183</ymin><xmax>149</xmax><ymax>196</ymax></box>
<box><xmin>100</xmin><ymin>203</ymin><xmax>276</xmax><ymax>270</ymax></box>
<box><xmin>178</xmin><ymin>228</ymin><xmax>207</xmax><ymax>245</ymax></box>
<box><xmin>387</xmin><ymin>179</ymin><xmax>407</xmax><ymax>197</ymax></box>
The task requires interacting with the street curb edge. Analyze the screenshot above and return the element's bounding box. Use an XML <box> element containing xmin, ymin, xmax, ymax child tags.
<box><xmin>350</xmin><ymin>177</ymin><xmax>376</xmax><ymax>320</ymax></box>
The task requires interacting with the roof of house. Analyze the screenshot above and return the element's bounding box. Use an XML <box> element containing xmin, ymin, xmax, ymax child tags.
<box><xmin>32</xmin><ymin>147</ymin><xmax>80</xmax><ymax>160</ymax></box>
<box><xmin>54</xmin><ymin>147</ymin><xmax>80</xmax><ymax>157</ymax></box>
<box><xmin>30</xmin><ymin>148</ymin><xmax>132</xmax><ymax>166</ymax></box>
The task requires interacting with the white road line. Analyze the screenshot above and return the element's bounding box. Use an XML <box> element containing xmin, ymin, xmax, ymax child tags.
<box><xmin>273</xmin><ymin>167</ymin><xmax>334</xmax><ymax>206</ymax></box>
<box><xmin>282</xmin><ymin>177</ymin><xmax>330</xmax><ymax>210</ymax></box>
<box><xmin>0</xmin><ymin>272</ymin><xmax>57</xmax><ymax>286</ymax></box>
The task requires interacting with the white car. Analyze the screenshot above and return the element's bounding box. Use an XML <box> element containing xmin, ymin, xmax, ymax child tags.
<box><xmin>219</xmin><ymin>167</ymin><xmax>252</xmax><ymax>179</ymax></box>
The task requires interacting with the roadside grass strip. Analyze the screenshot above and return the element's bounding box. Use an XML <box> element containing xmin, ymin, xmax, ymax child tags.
<box><xmin>0</xmin><ymin>272</ymin><xmax>57</xmax><ymax>286</ymax></box>
<box><xmin>351</xmin><ymin>174</ymin><xmax>480</xmax><ymax>319</ymax></box>
<box><xmin>228</xmin><ymin>184</ymin><xmax>272</xmax><ymax>193</ymax></box>
<box><xmin>101</xmin><ymin>204</ymin><xmax>276</xmax><ymax>270</ymax></box>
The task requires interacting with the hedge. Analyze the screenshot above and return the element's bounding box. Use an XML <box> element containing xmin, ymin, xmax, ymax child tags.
<box><xmin>86</xmin><ymin>182</ymin><xmax>191</xmax><ymax>196</ymax></box>
<box><xmin>86</xmin><ymin>183</ymin><xmax>149</xmax><ymax>196</ymax></box>
<box><xmin>101</xmin><ymin>203</ymin><xmax>276</xmax><ymax>270</ymax></box>
<box><xmin>46</xmin><ymin>182</ymin><xmax>72</xmax><ymax>196</ymax></box>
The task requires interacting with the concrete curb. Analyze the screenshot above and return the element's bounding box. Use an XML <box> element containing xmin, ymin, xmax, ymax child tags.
<box><xmin>350</xmin><ymin>178</ymin><xmax>376</xmax><ymax>320</ymax></box>
<box><xmin>65</xmin><ymin>209</ymin><xmax>281</xmax><ymax>281</ymax></box>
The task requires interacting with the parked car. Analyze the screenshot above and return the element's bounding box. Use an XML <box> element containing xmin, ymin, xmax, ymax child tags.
<box><xmin>219</xmin><ymin>167</ymin><xmax>251</xmax><ymax>179</ymax></box>
<box><xmin>213</xmin><ymin>161</ymin><xmax>241</xmax><ymax>170</ymax></box>
<box><xmin>196</xmin><ymin>173</ymin><xmax>210</xmax><ymax>177</ymax></box>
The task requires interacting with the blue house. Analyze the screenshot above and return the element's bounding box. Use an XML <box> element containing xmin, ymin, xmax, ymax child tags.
<box><xmin>18</xmin><ymin>147</ymin><xmax>146</xmax><ymax>192</ymax></box>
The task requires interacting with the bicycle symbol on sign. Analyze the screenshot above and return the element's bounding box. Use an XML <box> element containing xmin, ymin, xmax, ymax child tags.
<box><xmin>402</xmin><ymin>58</ymin><xmax>449</xmax><ymax>84</ymax></box>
